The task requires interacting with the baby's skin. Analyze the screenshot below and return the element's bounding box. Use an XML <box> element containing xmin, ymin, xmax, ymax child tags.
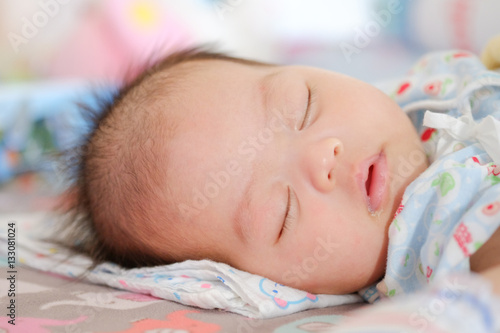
<box><xmin>147</xmin><ymin>59</ymin><xmax>429</xmax><ymax>294</ymax></box>
<box><xmin>471</xmin><ymin>227</ymin><xmax>500</xmax><ymax>293</ymax></box>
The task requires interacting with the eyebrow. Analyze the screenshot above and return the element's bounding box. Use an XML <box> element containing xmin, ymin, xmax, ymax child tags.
<box><xmin>232</xmin><ymin>71</ymin><xmax>281</xmax><ymax>244</ymax></box>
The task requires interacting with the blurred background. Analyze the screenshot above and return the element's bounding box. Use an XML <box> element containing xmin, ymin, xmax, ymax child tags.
<box><xmin>1</xmin><ymin>0</ymin><xmax>500</xmax><ymax>211</ymax></box>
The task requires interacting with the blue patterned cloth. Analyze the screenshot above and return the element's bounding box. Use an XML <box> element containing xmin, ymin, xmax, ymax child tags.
<box><xmin>360</xmin><ymin>50</ymin><xmax>500</xmax><ymax>303</ymax></box>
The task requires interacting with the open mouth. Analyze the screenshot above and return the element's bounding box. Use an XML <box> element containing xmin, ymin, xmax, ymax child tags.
<box><xmin>366</xmin><ymin>164</ymin><xmax>374</xmax><ymax>198</ymax></box>
<box><xmin>358</xmin><ymin>152</ymin><xmax>388</xmax><ymax>213</ymax></box>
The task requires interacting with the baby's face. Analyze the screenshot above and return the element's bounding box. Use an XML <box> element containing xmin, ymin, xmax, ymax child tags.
<box><xmin>158</xmin><ymin>60</ymin><xmax>427</xmax><ymax>294</ymax></box>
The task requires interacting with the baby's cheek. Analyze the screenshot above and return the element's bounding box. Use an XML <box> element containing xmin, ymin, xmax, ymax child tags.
<box><xmin>308</xmin><ymin>200</ymin><xmax>330</xmax><ymax>222</ymax></box>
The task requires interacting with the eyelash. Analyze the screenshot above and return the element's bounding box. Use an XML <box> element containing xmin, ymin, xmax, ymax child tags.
<box><xmin>298</xmin><ymin>85</ymin><xmax>318</xmax><ymax>130</ymax></box>
<box><xmin>279</xmin><ymin>84</ymin><xmax>316</xmax><ymax>239</ymax></box>
<box><xmin>280</xmin><ymin>187</ymin><xmax>295</xmax><ymax>238</ymax></box>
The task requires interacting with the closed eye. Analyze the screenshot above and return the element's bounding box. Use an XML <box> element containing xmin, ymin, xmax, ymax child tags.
<box><xmin>299</xmin><ymin>84</ymin><xmax>317</xmax><ymax>130</ymax></box>
<box><xmin>279</xmin><ymin>187</ymin><xmax>295</xmax><ymax>240</ymax></box>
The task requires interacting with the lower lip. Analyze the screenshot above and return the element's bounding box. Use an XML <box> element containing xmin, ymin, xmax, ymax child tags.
<box><xmin>357</xmin><ymin>153</ymin><xmax>388</xmax><ymax>213</ymax></box>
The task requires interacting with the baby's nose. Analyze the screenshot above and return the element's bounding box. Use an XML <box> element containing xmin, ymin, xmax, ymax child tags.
<box><xmin>308</xmin><ymin>137</ymin><xmax>344</xmax><ymax>193</ymax></box>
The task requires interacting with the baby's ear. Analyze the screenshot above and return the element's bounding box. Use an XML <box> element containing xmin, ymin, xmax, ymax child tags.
<box><xmin>481</xmin><ymin>35</ymin><xmax>500</xmax><ymax>70</ymax></box>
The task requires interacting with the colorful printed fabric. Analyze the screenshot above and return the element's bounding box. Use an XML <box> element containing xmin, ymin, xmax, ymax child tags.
<box><xmin>337</xmin><ymin>273</ymin><xmax>500</xmax><ymax>333</ymax></box>
<box><xmin>0</xmin><ymin>217</ymin><xmax>360</xmax><ymax>319</ymax></box>
<box><xmin>359</xmin><ymin>50</ymin><xmax>500</xmax><ymax>304</ymax></box>
<box><xmin>0</xmin><ymin>81</ymin><xmax>114</xmax><ymax>184</ymax></box>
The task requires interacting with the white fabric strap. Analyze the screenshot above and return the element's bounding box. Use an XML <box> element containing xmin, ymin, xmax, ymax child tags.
<box><xmin>401</xmin><ymin>75</ymin><xmax>500</xmax><ymax>164</ymax></box>
<box><xmin>423</xmin><ymin>111</ymin><xmax>500</xmax><ymax>164</ymax></box>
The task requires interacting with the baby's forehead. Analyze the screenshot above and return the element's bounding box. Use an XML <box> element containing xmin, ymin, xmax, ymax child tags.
<box><xmin>163</xmin><ymin>61</ymin><xmax>276</xmax><ymax>221</ymax></box>
<box><xmin>164</xmin><ymin>59</ymin><xmax>271</xmax><ymax>117</ymax></box>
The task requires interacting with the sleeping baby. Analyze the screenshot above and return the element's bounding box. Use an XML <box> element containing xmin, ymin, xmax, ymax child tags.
<box><xmin>61</xmin><ymin>47</ymin><xmax>500</xmax><ymax>314</ymax></box>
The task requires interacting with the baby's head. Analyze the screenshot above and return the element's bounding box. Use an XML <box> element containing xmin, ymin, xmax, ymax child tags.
<box><xmin>66</xmin><ymin>47</ymin><xmax>428</xmax><ymax>295</ymax></box>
